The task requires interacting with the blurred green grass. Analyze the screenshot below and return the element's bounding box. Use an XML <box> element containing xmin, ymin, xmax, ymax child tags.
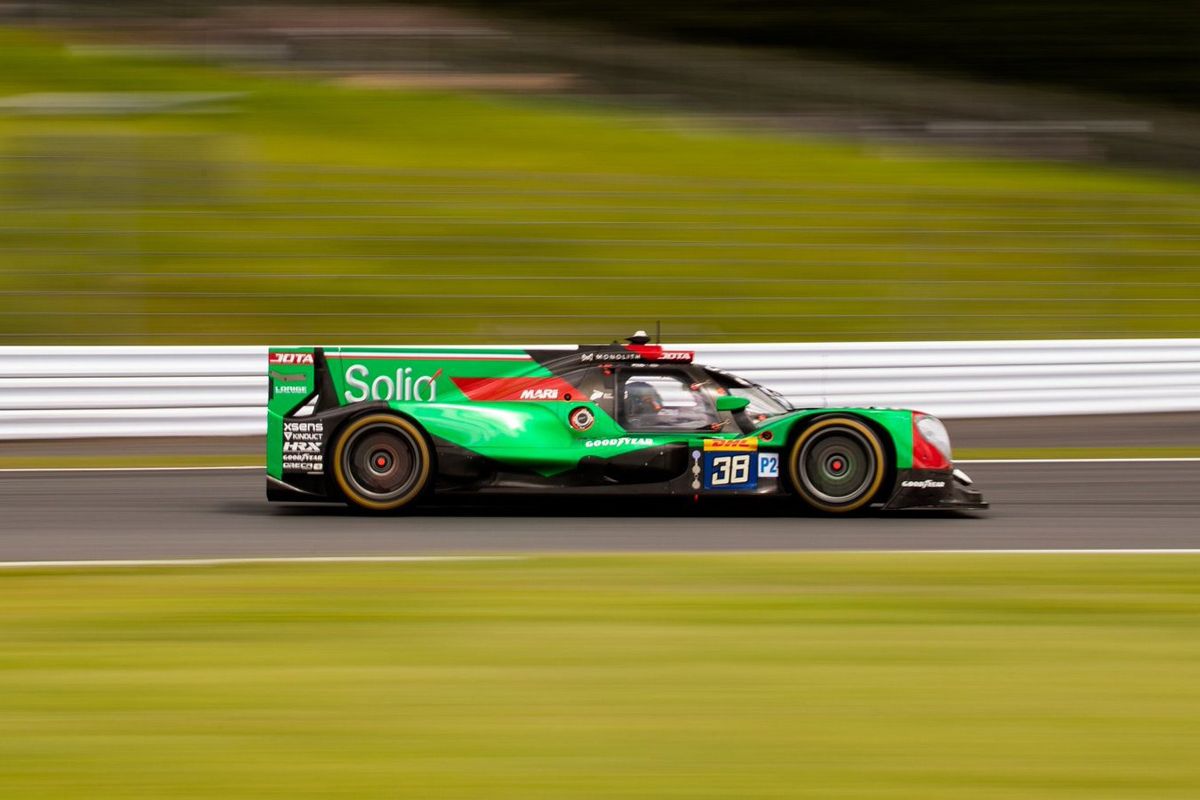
<box><xmin>1</xmin><ymin>29</ymin><xmax>1199</xmax><ymax>343</ymax></box>
<box><xmin>1</xmin><ymin>554</ymin><xmax>1198</xmax><ymax>798</ymax></box>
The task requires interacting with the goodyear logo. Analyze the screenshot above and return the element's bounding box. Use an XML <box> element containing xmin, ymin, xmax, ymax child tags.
<box><xmin>585</xmin><ymin>437</ymin><xmax>653</xmax><ymax>449</ymax></box>
<box><xmin>703</xmin><ymin>438</ymin><xmax>758</xmax><ymax>452</ymax></box>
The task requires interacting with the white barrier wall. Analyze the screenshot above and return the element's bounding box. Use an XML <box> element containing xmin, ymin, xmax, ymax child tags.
<box><xmin>2</xmin><ymin>339</ymin><xmax>1199</xmax><ymax>440</ymax></box>
<box><xmin>694</xmin><ymin>339</ymin><xmax>1200</xmax><ymax>419</ymax></box>
<box><xmin>0</xmin><ymin>346</ymin><xmax>263</xmax><ymax>439</ymax></box>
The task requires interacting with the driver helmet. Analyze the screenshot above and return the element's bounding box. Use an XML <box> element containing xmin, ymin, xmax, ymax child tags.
<box><xmin>624</xmin><ymin>381</ymin><xmax>663</xmax><ymax>416</ymax></box>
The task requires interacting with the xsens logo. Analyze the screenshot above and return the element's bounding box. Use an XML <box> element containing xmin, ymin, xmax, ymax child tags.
<box><xmin>281</xmin><ymin>420</ymin><xmax>324</xmax><ymax>473</ymax></box>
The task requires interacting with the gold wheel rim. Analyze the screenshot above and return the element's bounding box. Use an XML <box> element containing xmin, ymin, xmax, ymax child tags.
<box><xmin>788</xmin><ymin>418</ymin><xmax>886</xmax><ymax>513</ymax></box>
<box><xmin>333</xmin><ymin>415</ymin><xmax>431</xmax><ymax>511</ymax></box>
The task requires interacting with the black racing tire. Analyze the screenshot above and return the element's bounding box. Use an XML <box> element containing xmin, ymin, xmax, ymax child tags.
<box><xmin>331</xmin><ymin>414</ymin><xmax>432</xmax><ymax>512</ymax></box>
<box><xmin>787</xmin><ymin>417</ymin><xmax>887</xmax><ymax>514</ymax></box>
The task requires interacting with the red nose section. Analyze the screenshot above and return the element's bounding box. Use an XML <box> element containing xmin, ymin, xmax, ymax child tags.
<box><xmin>912</xmin><ymin>413</ymin><xmax>951</xmax><ymax>470</ymax></box>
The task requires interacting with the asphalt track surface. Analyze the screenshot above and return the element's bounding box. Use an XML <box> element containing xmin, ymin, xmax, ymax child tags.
<box><xmin>1</xmin><ymin>461</ymin><xmax>1197</xmax><ymax>561</ymax></box>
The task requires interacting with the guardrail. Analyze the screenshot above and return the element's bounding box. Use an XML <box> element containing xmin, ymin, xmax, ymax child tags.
<box><xmin>0</xmin><ymin>347</ymin><xmax>262</xmax><ymax>439</ymax></box>
<box><xmin>1</xmin><ymin>339</ymin><xmax>1198</xmax><ymax>439</ymax></box>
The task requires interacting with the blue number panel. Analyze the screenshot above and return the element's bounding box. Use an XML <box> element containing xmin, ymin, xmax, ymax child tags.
<box><xmin>703</xmin><ymin>452</ymin><xmax>758</xmax><ymax>490</ymax></box>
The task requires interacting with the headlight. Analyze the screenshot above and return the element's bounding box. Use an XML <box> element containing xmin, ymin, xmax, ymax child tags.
<box><xmin>916</xmin><ymin>414</ymin><xmax>952</xmax><ymax>462</ymax></box>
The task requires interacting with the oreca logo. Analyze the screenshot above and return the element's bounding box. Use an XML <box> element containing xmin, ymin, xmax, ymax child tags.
<box><xmin>343</xmin><ymin>364</ymin><xmax>439</xmax><ymax>403</ymax></box>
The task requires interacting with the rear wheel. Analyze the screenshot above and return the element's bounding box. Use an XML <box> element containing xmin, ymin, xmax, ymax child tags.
<box><xmin>788</xmin><ymin>417</ymin><xmax>886</xmax><ymax>514</ymax></box>
<box><xmin>332</xmin><ymin>414</ymin><xmax>432</xmax><ymax>512</ymax></box>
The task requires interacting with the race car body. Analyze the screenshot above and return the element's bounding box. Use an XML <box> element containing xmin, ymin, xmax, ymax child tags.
<box><xmin>266</xmin><ymin>342</ymin><xmax>986</xmax><ymax>513</ymax></box>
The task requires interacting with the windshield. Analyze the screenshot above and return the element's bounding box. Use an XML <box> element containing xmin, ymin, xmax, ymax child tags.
<box><xmin>705</xmin><ymin>368</ymin><xmax>794</xmax><ymax>421</ymax></box>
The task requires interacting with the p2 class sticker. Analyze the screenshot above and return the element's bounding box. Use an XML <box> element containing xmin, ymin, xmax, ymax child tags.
<box><xmin>758</xmin><ymin>452</ymin><xmax>780</xmax><ymax>478</ymax></box>
<box><xmin>569</xmin><ymin>406</ymin><xmax>595</xmax><ymax>432</ymax></box>
<box><xmin>703</xmin><ymin>451</ymin><xmax>758</xmax><ymax>490</ymax></box>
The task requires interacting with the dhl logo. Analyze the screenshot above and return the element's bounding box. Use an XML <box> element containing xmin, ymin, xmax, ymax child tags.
<box><xmin>703</xmin><ymin>438</ymin><xmax>759</xmax><ymax>452</ymax></box>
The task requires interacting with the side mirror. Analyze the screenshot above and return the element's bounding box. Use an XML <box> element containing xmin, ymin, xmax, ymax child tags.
<box><xmin>716</xmin><ymin>395</ymin><xmax>750</xmax><ymax>413</ymax></box>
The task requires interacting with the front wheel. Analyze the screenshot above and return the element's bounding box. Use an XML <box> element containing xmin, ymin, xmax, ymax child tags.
<box><xmin>788</xmin><ymin>417</ymin><xmax>887</xmax><ymax>514</ymax></box>
<box><xmin>332</xmin><ymin>414</ymin><xmax>432</xmax><ymax>512</ymax></box>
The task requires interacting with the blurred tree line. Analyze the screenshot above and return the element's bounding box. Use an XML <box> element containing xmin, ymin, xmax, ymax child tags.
<box><xmin>448</xmin><ymin>0</ymin><xmax>1200</xmax><ymax>108</ymax></box>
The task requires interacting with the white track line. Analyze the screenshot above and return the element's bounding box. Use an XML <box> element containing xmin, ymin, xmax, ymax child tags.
<box><xmin>877</xmin><ymin>549</ymin><xmax>1200</xmax><ymax>554</ymax></box>
<box><xmin>0</xmin><ymin>555</ymin><xmax>523</xmax><ymax>569</ymax></box>
<box><xmin>678</xmin><ymin>548</ymin><xmax>1200</xmax><ymax>555</ymax></box>
<box><xmin>0</xmin><ymin>552</ymin><xmax>1196</xmax><ymax>568</ymax></box>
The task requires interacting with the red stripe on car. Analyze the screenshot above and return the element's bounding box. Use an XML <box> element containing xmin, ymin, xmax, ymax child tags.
<box><xmin>452</xmin><ymin>377</ymin><xmax>581</xmax><ymax>402</ymax></box>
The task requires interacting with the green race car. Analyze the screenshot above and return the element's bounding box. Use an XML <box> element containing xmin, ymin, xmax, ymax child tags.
<box><xmin>267</xmin><ymin>334</ymin><xmax>986</xmax><ymax>514</ymax></box>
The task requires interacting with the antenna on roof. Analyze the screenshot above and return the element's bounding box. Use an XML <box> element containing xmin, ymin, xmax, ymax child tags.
<box><xmin>655</xmin><ymin>320</ymin><xmax>661</xmax><ymax>344</ymax></box>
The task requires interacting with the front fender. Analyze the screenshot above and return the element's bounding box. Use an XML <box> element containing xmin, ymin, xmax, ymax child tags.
<box><xmin>756</xmin><ymin>408</ymin><xmax>914</xmax><ymax>470</ymax></box>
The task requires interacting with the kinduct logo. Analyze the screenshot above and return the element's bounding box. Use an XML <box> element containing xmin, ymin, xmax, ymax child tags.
<box><xmin>343</xmin><ymin>364</ymin><xmax>440</xmax><ymax>403</ymax></box>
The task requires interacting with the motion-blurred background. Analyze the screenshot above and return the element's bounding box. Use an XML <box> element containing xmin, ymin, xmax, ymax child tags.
<box><xmin>2</xmin><ymin>1</ymin><xmax>1198</xmax><ymax>345</ymax></box>
<box><xmin>3</xmin><ymin>9</ymin><xmax>1200</xmax><ymax>800</ymax></box>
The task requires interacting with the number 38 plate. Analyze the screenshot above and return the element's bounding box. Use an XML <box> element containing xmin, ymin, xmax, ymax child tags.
<box><xmin>702</xmin><ymin>439</ymin><xmax>759</xmax><ymax>490</ymax></box>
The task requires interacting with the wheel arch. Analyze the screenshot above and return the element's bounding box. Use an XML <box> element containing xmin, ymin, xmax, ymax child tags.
<box><xmin>324</xmin><ymin>405</ymin><xmax>439</xmax><ymax>509</ymax></box>
<box><xmin>781</xmin><ymin>412</ymin><xmax>897</xmax><ymax>508</ymax></box>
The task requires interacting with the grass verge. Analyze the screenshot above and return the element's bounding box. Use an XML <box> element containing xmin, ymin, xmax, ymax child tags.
<box><xmin>1</xmin><ymin>29</ymin><xmax>1199</xmax><ymax>343</ymax></box>
<box><xmin>1</xmin><ymin>554</ymin><xmax>1198</xmax><ymax>799</ymax></box>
